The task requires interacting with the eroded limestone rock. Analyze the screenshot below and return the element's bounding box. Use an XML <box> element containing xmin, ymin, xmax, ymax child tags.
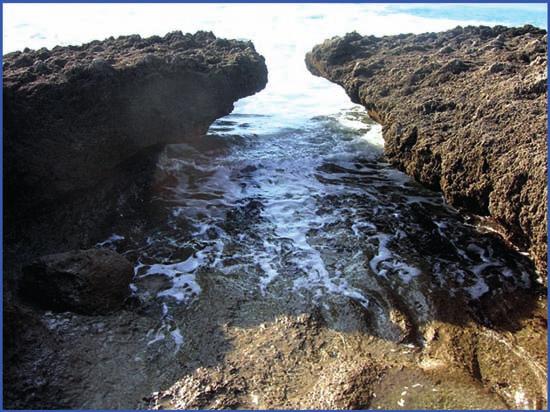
<box><xmin>306</xmin><ymin>25</ymin><xmax>547</xmax><ymax>277</ymax></box>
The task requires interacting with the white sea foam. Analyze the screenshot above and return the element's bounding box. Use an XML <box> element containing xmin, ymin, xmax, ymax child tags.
<box><xmin>96</xmin><ymin>233</ymin><xmax>125</xmax><ymax>247</ymax></box>
<box><xmin>139</xmin><ymin>255</ymin><xmax>203</xmax><ymax>303</ymax></box>
<box><xmin>361</xmin><ymin>123</ymin><xmax>385</xmax><ymax>147</ymax></box>
<box><xmin>466</xmin><ymin>277</ymin><xmax>490</xmax><ymax>300</ymax></box>
<box><xmin>170</xmin><ymin>328</ymin><xmax>184</xmax><ymax>354</ymax></box>
<box><xmin>369</xmin><ymin>233</ymin><xmax>421</xmax><ymax>283</ymax></box>
<box><xmin>6</xmin><ymin>3</ymin><xmax>534</xmax><ymax>138</ymax></box>
<box><xmin>147</xmin><ymin>326</ymin><xmax>167</xmax><ymax>346</ymax></box>
<box><xmin>351</xmin><ymin>221</ymin><xmax>377</xmax><ymax>237</ymax></box>
<box><xmin>369</xmin><ymin>234</ymin><xmax>393</xmax><ymax>278</ymax></box>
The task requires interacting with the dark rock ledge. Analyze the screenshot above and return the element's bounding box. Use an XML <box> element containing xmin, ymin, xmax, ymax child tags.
<box><xmin>21</xmin><ymin>248</ymin><xmax>134</xmax><ymax>315</ymax></box>
<box><xmin>3</xmin><ymin>30</ymin><xmax>268</xmax><ymax>266</ymax></box>
<box><xmin>3</xmin><ymin>31</ymin><xmax>267</xmax><ymax>409</ymax></box>
<box><xmin>306</xmin><ymin>25</ymin><xmax>547</xmax><ymax>278</ymax></box>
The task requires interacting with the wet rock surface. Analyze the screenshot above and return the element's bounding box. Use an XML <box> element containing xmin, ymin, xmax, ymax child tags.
<box><xmin>5</xmin><ymin>110</ymin><xmax>547</xmax><ymax>410</ymax></box>
<box><xmin>3</xmin><ymin>31</ymin><xmax>268</xmax><ymax>264</ymax></box>
<box><xmin>305</xmin><ymin>25</ymin><xmax>548</xmax><ymax>277</ymax></box>
<box><xmin>4</xmin><ymin>27</ymin><xmax>547</xmax><ymax>410</ymax></box>
<box><xmin>4</xmin><ymin>297</ymin><xmax>176</xmax><ymax>409</ymax></box>
<box><xmin>21</xmin><ymin>248</ymin><xmax>133</xmax><ymax>314</ymax></box>
<box><xmin>3</xmin><ymin>31</ymin><xmax>267</xmax><ymax>409</ymax></box>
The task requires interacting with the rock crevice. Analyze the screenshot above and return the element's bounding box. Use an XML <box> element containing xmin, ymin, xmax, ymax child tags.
<box><xmin>3</xmin><ymin>31</ymin><xmax>268</xmax><ymax>263</ymax></box>
<box><xmin>306</xmin><ymin>25</ymin><xmax>547</xmax><ymax>276</ymax></box>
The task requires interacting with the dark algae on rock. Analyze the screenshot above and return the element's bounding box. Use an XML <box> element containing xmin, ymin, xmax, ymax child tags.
<box><xmin>306</xmin><ymin>25</ymin><xmax>548</xmax><ymax>277</ymax></box>
<box><xmin>21</xmin><ymin>249</ymin><xmax>133</xmax><ymax>315</ymax></box>
<box><xmin>3</xmin><ymin>31</ymin><xmax>268</xmax><ymax>263</ymax></box>
<box><xmin>3</xmin><ymin>24</ymin><xmax>548</xmax><ymax>411</ymax></box>
<box><xmin>3</xmin><ymin>31</ymin><xmax>267</xmax><ymax>409</ymax></box>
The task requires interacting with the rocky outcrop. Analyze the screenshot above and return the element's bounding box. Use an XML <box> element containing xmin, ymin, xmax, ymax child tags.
<box><xmin>21</xmin><ymin>249</ymin><xmax>133</xmax><ymax>314</ymax></box>
<box><xmin>3</xmin><ymin>31</ymin><xmax>266</xmax><ymax>409</ymax></box>
<box><xmin>306</xmin><ymin>25</ymin><xmax>547</xmax><ymax>276</ymax></box>
<box><xmin>3</xmin><ymin>298</ymin><xmax>65</xmax><ymax>409</ymax></box>
<box><xmin>3</xmin><ymin>31</ymin><xmax>267</xmax><ymax>263</ymax></box>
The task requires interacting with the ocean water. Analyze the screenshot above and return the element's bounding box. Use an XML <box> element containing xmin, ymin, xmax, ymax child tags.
<box><xmin>6</xmin><ymin>1</ymin><xmax>545</xmax><ymax>325</ymax></box>
<box><xmin>4</xmin><ymin>5</ymin><xmax>546</xmax><ymax>402</ymax></box>
<box><xmin>3</xmin><ymin>3</ymin><xmax>547</xmax><ymax>129</ymax></box>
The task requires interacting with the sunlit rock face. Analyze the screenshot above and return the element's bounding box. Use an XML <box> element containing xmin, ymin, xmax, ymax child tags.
<box><xmin>306</xmin><ymin>25</ymin><xmax>548</xmax><ymax>278</ymax></box>
<box><xmin>3</xmin><ymin>12</ymin><xmax>548</xmax><ymax>410</ymax></box>
<box><xmin>3</xmin><ymin>31</ymin><xmax>268</xmax><ymax>261</ymax></box>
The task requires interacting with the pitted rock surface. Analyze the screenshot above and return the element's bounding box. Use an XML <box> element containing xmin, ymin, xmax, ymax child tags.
<box><xmin>306</xmin><ymin>25</ymin><xmax>547</xmax><ymax>277</ymax></box>
<box><xmin>3</xmin><ymin>31</ymin><xmax>267</xmax><ymax>261</ymax></box>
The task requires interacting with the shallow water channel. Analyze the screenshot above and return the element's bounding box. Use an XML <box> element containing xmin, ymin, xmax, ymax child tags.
<box><xmin>72</xmin><ymin>106</ymin><xmax>545</xmax><ymax>409</ymax></box>
<box><xmin>5</xmin><ymin>4</ymin><xmax>548</xmax><ymax>409</ymax></box>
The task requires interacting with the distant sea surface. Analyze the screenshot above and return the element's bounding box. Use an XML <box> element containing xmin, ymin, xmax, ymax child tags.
<box><xmin>3</xmin><ymin>3</ymin><xmax>547</xmax><ymax>126</ymax></box>
<box><xmin>4</xmin><ymin>6</ymin><xmax>546</xmax><ymax>408</ymax></box>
